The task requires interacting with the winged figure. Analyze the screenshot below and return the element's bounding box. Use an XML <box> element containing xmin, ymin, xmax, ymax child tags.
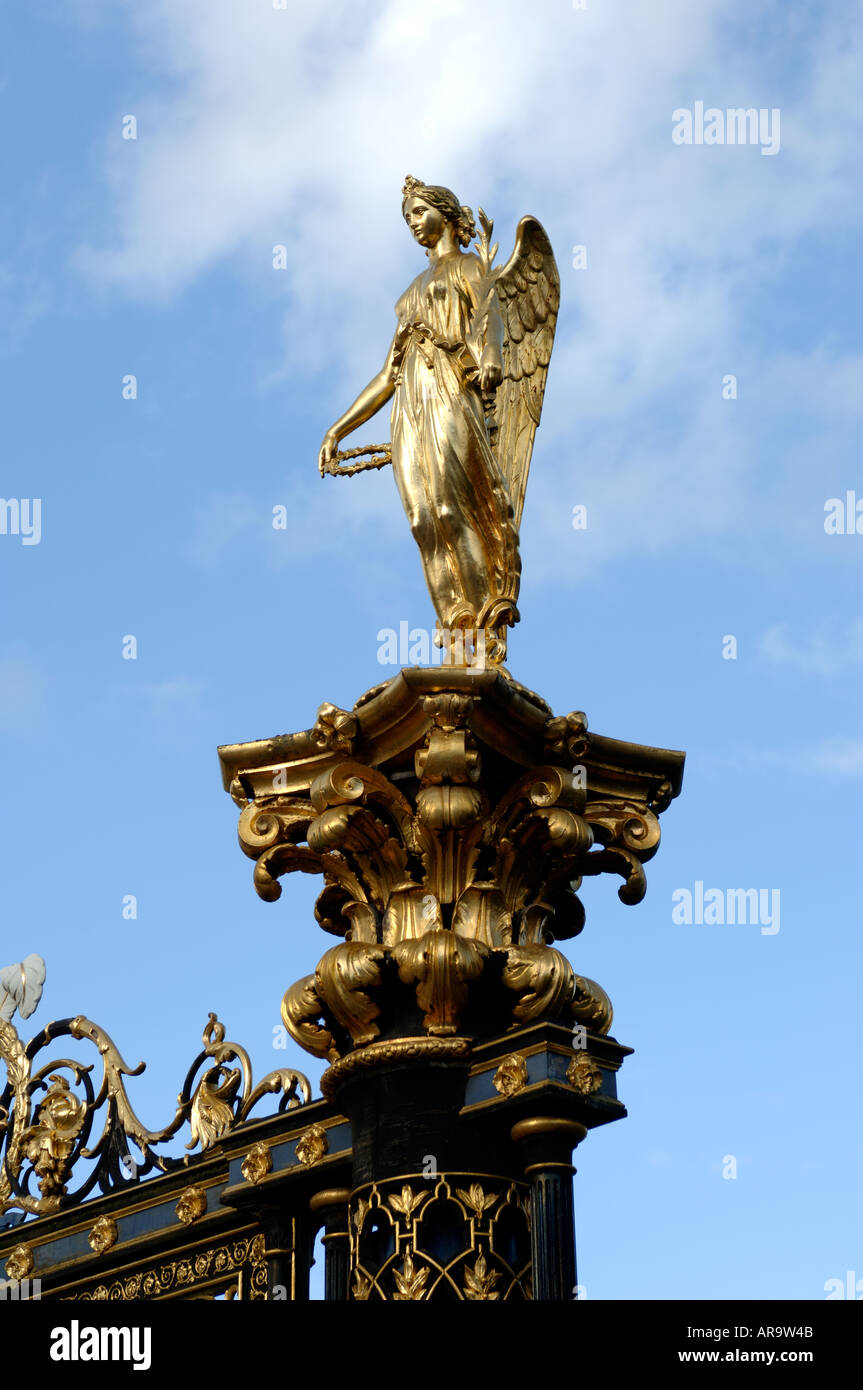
<box><xmin>318</xmin><ymin>176</ymin><xmax>559</xmax><ymax>665</ymax></box>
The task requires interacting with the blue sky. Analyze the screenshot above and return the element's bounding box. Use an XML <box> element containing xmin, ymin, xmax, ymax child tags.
<box><xmin>1</xmin><ymin>0</ymin><xmax>861</xmax><ymax>1299</ymax></box>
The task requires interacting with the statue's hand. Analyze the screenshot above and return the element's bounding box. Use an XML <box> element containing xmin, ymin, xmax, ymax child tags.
<box><xmin>479</xmin><ymin>346</ymin><xmax>503</xmax><ymax>393</ymax></box>
<box><xmin>318</xmin><ymin>430</ymin><xmax>340</xmax><ymax>478</ymax></box>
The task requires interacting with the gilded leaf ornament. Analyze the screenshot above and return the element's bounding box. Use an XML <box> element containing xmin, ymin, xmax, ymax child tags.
<box><xmin>456</xmin><ymin>1183</ymin><xmax>498</xmax><ymax>1220</ymax></box>
<box><xmin>463</xmin><ymin>1251</ymin><xmax>501</xmax><ymax>1301</ymax></box>
<box><xmin>392</xmin><ymin>1250</ymin><xmax>430</xmax><ymax>1301</ymax></box>
<box><xmin>387</xmin><ymin>1184</ymin><xmax>427</xmax><ymax>1220</ymax></box>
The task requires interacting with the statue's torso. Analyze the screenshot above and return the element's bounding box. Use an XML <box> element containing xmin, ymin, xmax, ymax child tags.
<box><xmin>395</xmin><ymin>251</ymin><xmax>484</xmax><ymax>352</ymax></box>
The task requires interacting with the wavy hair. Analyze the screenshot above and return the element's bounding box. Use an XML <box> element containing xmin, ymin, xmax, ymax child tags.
<box><xmin>401</xmin><ymin>175</ymin><xmax>476</xmax><ymax>248</ymax></box>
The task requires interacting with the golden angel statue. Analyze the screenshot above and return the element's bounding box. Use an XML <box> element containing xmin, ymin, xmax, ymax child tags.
<box><xmin>318</xmin><ymin>175</ymin><xmax>559</xmax><ymax>665</ymax></box>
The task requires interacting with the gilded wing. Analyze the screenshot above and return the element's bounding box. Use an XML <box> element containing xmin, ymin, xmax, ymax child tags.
<box><xmin>490</xmin><ymin>217</ymin><xmax>560</xmax><ymax>528</ymax></box>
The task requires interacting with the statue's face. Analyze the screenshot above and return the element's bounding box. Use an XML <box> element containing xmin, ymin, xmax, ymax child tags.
<box><xmin>403</xmin><ymin>195</ymin><xmax>446</xmax><ymax>248</ymax></box>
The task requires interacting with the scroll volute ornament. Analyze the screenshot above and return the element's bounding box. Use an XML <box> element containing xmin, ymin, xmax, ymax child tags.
<box><xmin>492</xmin><ymin>766</ymin><xmax>592</xmax><ymax>945</ymax></box>
<box><xmin>581</xmin><ymin>799</ymin><xmax>662</xmax><ymax>906</ymax></box>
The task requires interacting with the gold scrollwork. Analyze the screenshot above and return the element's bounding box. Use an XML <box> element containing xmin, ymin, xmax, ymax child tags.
<box><xmin>21</xmin><ymin>1074</ymin><xmax>87</xmax><ymax>1205</ymax></box>
<box><xmin>0</xmin><ymin>1010</ymin><xmax>310</xmax><ymax>1217</ymax></box>
<box><xmin>75</xmin><ymin>1233</ymin><xmax>268</xmax><ymax>1302</ymax></box>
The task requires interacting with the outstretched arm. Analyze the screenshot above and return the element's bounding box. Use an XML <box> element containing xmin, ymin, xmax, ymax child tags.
<box><xmin>318</xmin><ymin>329</ymin><xmax>400</xmax><ymax>477</ymax></box>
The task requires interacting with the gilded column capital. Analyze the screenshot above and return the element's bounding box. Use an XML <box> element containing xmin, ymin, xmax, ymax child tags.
<box><xmin>219</xmin><ymin>668</ymin><xmax>684</xmax><ymax>1079</ymax></box>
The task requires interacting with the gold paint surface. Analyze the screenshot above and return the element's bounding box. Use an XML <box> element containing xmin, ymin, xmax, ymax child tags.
<box><xmin>318</xmin><ymin>178</ymin><xmax>560</xmax><ymax>666</ymax></box>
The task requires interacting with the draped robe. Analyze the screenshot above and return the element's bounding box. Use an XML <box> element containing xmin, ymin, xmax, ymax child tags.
<box><xmin>389</xmin><ymin>250</ymin><xmax>520</xmax><ymax>634</ymax></box>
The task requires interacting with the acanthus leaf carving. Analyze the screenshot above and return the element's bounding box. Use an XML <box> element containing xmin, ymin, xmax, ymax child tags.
<box><xmin>315</xmin><ymin>942</ymin><xmax>387</xmax><ymax>1047</ymax></box>
<box><xmin>392</xmin><ymin>928</ymin><xmax>487</xmax><ymax>1036</ymax></box>
<box><xmin>501</xmin><ymin>944</ymin><xmax>575</xmax><ymax>1026</ymax></box>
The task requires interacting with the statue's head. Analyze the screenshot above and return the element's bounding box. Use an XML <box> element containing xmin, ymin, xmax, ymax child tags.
<box><xmin>402</xmin><ymin>176</ymin><xmax>476</xmax><ymax>249</ymax></box>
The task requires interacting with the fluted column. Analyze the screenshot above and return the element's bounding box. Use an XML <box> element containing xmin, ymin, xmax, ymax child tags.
<box><xmin>309</xmin><ymin>1188</ymin><xmax>351</xmax><ymax>1301</ymax></box>
<box><xmin>262</xmin><ymin>1216</ymin><xmax>307</xmax><ymax>1302</ymax></box>
<box><xmin>511</xmin><ymin>1116</ymin><xmax>587</xmax><ymax>1302</ymax></box>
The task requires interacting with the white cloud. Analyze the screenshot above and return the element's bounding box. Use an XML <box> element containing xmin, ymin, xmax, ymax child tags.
<box><xmin>759</xmin><ymin>620</ymin><xmax>863</xmax><ymax>676</ymax></box>
<box><xmin>69</xmin><ymin>0</ymin><xmax>863</xmax><ymax>573</ymax></box>
<box><xmin>699</xmin><ymin>736</ymin><xmax>863</xmax><ymax>779</ymax></box>
<box><xmin>106</xmin><ymin>675</ymin><xmax>206</xmax><ymax>738</ymax></box>
<box><xmin>808</xmin><ymin>739</ymin><xmax>863</xmax><ymax>777</ymax></box>
<box><xmin>0</xmin><ymin>660</ymin><xmax>46</xmax><ymax>732</ymax></box>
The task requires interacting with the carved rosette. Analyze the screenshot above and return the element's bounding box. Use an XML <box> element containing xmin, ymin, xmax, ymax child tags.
<box><xmin>175</xmin><ymin>1185</ymin><xmax>208</xmax><ymax>1226</ymax></box>
<box><xmin>220</xmin><ymin>671</ymin><xmax>683</xmax><ymax>1073</ymax></box>
<box><xmin>241</xmin><ymin>1142</ymin><xmax>272</xmax><ymax>1185</ymax></box>
<box><xmin>5</xmin><ymin>1243</ymin><xmax>33</xmax><ymax>1282</ymax></box>
<box><xmin>566</xmin><ymin>1053</ymin><xmax>604</xmax><ymax>1095</ymax></box>
<box><xmin>295</xmin><ymin>1124</ymin><xmax>328</xmax><ymax>1167</ymax></box>
<box><xmin>493</xmin><ymin>1053</ymin><xmax>528</xmax><ymax>1097</ymax></box>
<box><xmin>88</xmin><ymin>1216</ymin><xmax>118</xmax><ymax>1254</ymax></box>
